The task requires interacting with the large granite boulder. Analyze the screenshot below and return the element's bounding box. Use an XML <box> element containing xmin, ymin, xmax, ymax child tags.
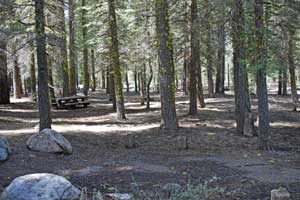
<box><xmin>26</xmin><ymin>129</ymin><xmax>73</xmax><ymax>154</ymax></box>
<box><xmin>0</xmin><ymin>137</ymin><xmax>11</xmax><ymax>161</ymax></box>
<box><xmin>0</xmin><ymin>173</ymin><xmax>81</xmax><ymax>200</ymax></box>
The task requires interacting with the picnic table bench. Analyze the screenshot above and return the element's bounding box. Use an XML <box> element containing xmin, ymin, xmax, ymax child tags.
<box><xmin>52</xmin><ymin>96</ymin><xmax>90</xmax><ymax>109</ymax></box>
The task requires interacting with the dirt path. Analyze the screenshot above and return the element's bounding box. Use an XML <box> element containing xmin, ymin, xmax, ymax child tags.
<box><xmin>0</xmin><ymin>91</ymin><xmax>299</xmax><ymax>199</ymax></box>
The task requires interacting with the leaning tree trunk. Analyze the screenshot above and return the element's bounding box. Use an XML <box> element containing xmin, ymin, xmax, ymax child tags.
<box><xmin>232</xmin><ymin>0</ymin><xmax>255</xmax><ymax>136</ymax></box>
<box><xmin>58</xmin><ymin>0</ymin><xmax>69</xmax><ymax>97</ymax></box>
<box><xmin>69</xmin><ymin>0</ymin><xmax>77</xmax><ymax>96</ymax></box>
<box><xmin>30</xmin><ymin>52</ymin><xmax>36</xmax><ymax>99</ymax></box>
<box><xmin>0</xmin><ymin>39</ymin><xmax>10</xmax><ymax>104</ymax></box>
<box><xmin>13</xmin><ymin>55</ymin><xmax>22</xmax><ymax>99</ymax></box>
<box><xmin>82</xmin><ymin>0</ymin><xmax>89</xmax><ymax>96</ymax></box>
<box><xmin>34</xmin><ymin>0</ymin><xmax>51</xmax><ymax>130</ymax></box>
<box><xmin>155</xmin><ymin>0</ymin><xmax>178</xmax><ymax>130</ymax></box>
<box><xmin>255</xmin><ymin>0</ymin><xmax>270</xmax><ymax>150</ymax></box>
<box><xmin>287</xmin><ymin>30</ymin><xmax>299</xmax><ymax>111</ymax></box>
<box><xmin>188</xmin><ymin>0</ymin><xmax>199</xmax><ymax>115</ymax></box>
<box><xmin>108</xmin><ymin>0</ymin><xmax>126</xmax><ymax>120</ymax></box>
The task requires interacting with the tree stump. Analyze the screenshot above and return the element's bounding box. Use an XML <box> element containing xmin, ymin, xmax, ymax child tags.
<box><xmin>271</xmin><ymin>188</ymin><xmax>290</xmax><ymax>200</ymax></box>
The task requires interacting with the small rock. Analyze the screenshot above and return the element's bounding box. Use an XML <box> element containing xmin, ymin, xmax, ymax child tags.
<box><xmin>162</xmin><ymin>183</ymin><xmax>182</xmax><ymax>194</ymax></box>
<box><xmin>0</xmin><ymin>137</ymin><xmax>11</xmax><ymax>161</ymax></box>
<box><xmin>0</xmin><ymin>173</ymin><xmax>81</xmax><ymax>200</ymax></box>
<box><xmin>125</xmin><ymin>135</ymin><xmax>138</xmax><ymax>149</ymax></box>
<box><xmin>104</xmin><ymin>193</ymin><xmax>132</xmax><ymax>200</ymax></box>
<box><xmin>271</xmin><ymin>188</ymin><xmax>290</xmax><ymax>200</ymax></box>
<box><xmin>26</xmin><ymin>129</ymin><xmax>73</xmax><ymax>154</ymax></box>
<box><xmin>177</xmin><ymin>136</ymin><xmax>189</xmax><ymax>150</ymax></box>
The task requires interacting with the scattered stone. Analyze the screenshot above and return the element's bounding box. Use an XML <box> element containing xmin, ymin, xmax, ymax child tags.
<box><xmin>177</xmin><ymin>136</ymin><xmax>189</xmax><ymax>150</ymax></box>
<box><xmin>162</xmin><ymin>183</ymin><xmax>182</xmax><ymax>195</ymax></box>
<box><xmin>0</xmin><ymin>137</ymin><xmax>11</xmax><ymax>161</ymax></box>
<box><xmin>104</xmin><ymin>193</ymin><xmax>132</xmax><ymax>200</ymax></box>
<box><xmin>271</xmin><ymin>188</ymin><xmax>290</xmax><ymax>200</ymax></box>
<box><xmin>26</xmin><ymin>129</ymin><xmax>73</xmax><ymax>154</ymax></box>
<box><xmin>125</xmin><ymin>135</ymin><xmax>138</xmax><ymax>149</ymax></box>
<box><xmin>0</xmin><ymin>173</ymin><xmax>81</xmax><ymax>200</ymax></box>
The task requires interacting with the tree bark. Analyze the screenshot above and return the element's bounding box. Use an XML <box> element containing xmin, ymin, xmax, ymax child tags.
<box><xmin>58</xmin><ymin>0</ymin><xmax>70</xmax><ymax>97</ymax></box>
<box><xmin>101</xmin><ymin>67</ymin><xmax>106</xmax><ymax>89</ymax></box>
<box><xmin>232</xmin><ymin>0</ymin><xmax>255</xmax><ymax>136</ymax></box>
<box><xmin>139</xmin><ymin>64</ymin><xmax>145</xmax><ymax>105</ymax></box>
<box><xmin>34</xmin><ymin>0</ymin><xmax>51</xmax><ymax>130</ymax></box>
<box><xmin>255</xmin><ymin>0</ymin><xmax>270</xmax><ymax>150</ymax></box>
<box><xmin>69</xmin><ymin>0</ymin><xmax>77</xmax><ymax>96</ymax></box>
<box><xmin>13</xmin><ymin>55</ymin><xmax>22</xmax><ymax>99</ymax></box>
<box><xmin>108</xmin><ymin>0</ymin><xmax>126</xmax><ymax>120</ymax></box>
<box><xmin>155</xmin><ymin>0</ymin><xmax>178</xmax><ymax>130</ymax></box>
<box><xmin>82</xmin><ymin>0</ymin><xmax>89</xmax><ymax>96</ymax></box>
<box><xmin>30</xmin><ymin>52</ymin><xmax>36</xmax><ymax>99</ymax></box>
<box><xmin>134</xmin><ymin>66</ymin><xmax>138</xmax><ymax>93</ymax></box>
<box><xmin>0</xmin><ymin>39</ymin><xmax>10</xmax><ymax>104</ymax></box>
<box><xmin>188</xmin><ymin>0</ymin><xmax>199</xmax><ymax>115</ymax></box>
<box><xmin>125</xmin><ymin>65</ymin><xmax>129</xmax><ymax>92</ymax></box>
<box><xmin>287</xmin><ymin>30</ymin><xmax>299</xmax><ymax>111</ymax></box>
<box><xmin>47</xmin><ymin>56</ymin><xmax>56</xmax><ymax>101</ymax></box>
<box><xmin>146</xmin><ymin>59</ymin><xmax>153</xmax><ymax>110</ymax></box>
<box><xmin>216</xmin><ymin>2</ymin><xmax>226</xmax><ymax>94</ymax></box>
<box><xmin>91</xmin><ymin>49</ymin><xmax>96</xmax><ymax>92</ymax></box>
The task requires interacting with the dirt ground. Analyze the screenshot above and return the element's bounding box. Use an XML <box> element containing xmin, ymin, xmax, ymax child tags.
<box><xmin>0</xmin><ymin>90</ymin><xmax>299</xmax><ymax>199</ymax></box>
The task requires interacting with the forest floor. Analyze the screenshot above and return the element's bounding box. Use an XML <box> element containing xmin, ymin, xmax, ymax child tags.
<box><xmin>0</xmin><ymin>90</ymin><xmax>300</xmax><ymax>199</ymax></box>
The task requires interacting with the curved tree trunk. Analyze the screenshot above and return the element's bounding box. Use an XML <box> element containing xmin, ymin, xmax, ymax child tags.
<box><xmin>155</xmin><ymin>0</ymin><xmax>178</xmax><ymax>130</ymax></box>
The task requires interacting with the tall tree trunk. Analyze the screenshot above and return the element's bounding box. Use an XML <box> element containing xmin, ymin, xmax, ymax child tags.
<box><xmin>278</xmin><ymin>68</ymin><xmax>282</xmax><ymax>95</ymax></box>
<box><xmin>106</xmin><ymin>66</ymin><xmax>110</xmax><ymax>94</ymax></box>
<box><xmin>188</xmin><ymin>0</ymin><xmax>198</xmax><ymax>115</ymax></box>
<box><xmin>101</xmin><ymin>67</ymin><xmax>106</xmax><ymax>89</ymax></box>
<box><xmin>0</xmin><ymin>39</ymin><xmax>10</xmax><ymax>104</ymax></box>
<box><xmin>146</xmin><ymin>59</ymin><xmax>153</xmax><ymax>110</ymax></box>
<box><xmin>134</xmin><ymin>66</ymin><xmax>138</xmax><ymax>93</ymax></box>
<box><xmin>69</xmin><ymin>0</ymin><xmax>76</xmax><ymax>96</ymax></box>
<box><xmin>13</xmin><ymin>55</ymin><xmax>22</xmax><ymax>99</ymax></box>
<box><xmin>155</xmin><ymin>0</ymin><xmax>178</xmax><ymax>130</ymax></box>
<box><xmin>108</xmin><ymin>0</ymin><xmax>126</xmax><ymax>120</ymax></box>
<box><xmin>125</xmin><ymin>65</ymin><xmax>129</xmax><ymax>92</ymax></box>
<box><xmin>58</xmin><ymin>0</ymin><xmax>70</xmax><ymax>97</ymax></box>
<box><xmin>204</xmin><ymin>0</ymin><xmax>215</xmax><ymax>98</ymax></box>
<box><xmin>183</xmin><ymin>0</ymin><xmax>190</xmax><ymax>96</ymax></box>
<box><xmin>109</xmin><ymin>65</ymin><xmax>116</xmax><ymax>111</ymax></box>
<box><xmin>139</xmin><ymin>64</ymin><xmax>145</xmax><ymax>105</ymax></box>
<box><xmin>282</xmin><ymin>66</ymin><xmax>287</xmax><ymax>95</ymax></box>
<box><xmin>232</xmin><ymin>0</ymin><xmax>254</xmax><ymax>136</ymax></box>
<box><xmin>82</xmin><ymin>0</ymin><xmax>89</xmax><ymax>96</ymax></box>
<box><xmin>216</xmin><ymin>2</ymin><xmax>226</xmax><ymax>94</ymax></box>
<box><xmin>47</xmin><ymin>56</ymin><xmax>55</xmax><ymax>100</ymax></box>
<box><xmin>30</xmin><ymin>52</ymin><xmax>37</xmax><ymax>99</ymax></box>
<box><xmin>91</xmin><ymin>49</ymin><xmax>96</xmax><ymax>92</ymax></box>
<box><xmin>287</xmin><ymin>30</ymin><xmax>299</xmax><ymax>111</ymax></box>
<box><xmin>34</xmin><ymin>0</ymin><xmax>51</xmax><ymax>130</ymax></box>
<box><xmin>255</xmin><ymin>0</ymin><xmax>270</xmax><ymax>150</ymax></box>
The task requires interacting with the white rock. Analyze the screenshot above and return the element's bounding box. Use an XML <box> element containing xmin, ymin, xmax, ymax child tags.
<box><xmin>26</xmin><ymin>129</ymin><xmax>73</xmax><ymax>154</ymax></box>
<box><xmin>0</xmin><ymin>173</ymin><xmax>81</xmax><ymax>200</ymax></box>
<box><xmin>0</xmin><ymin>137</ymin><xmax>11</xmax><ymax>161</ymax></box>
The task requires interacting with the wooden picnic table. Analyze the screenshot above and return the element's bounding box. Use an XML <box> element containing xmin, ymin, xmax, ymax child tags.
<box><xmin>52</xmin><ymin>96</ymin><xmax>90</xmax><ymax>109</ymax></box>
